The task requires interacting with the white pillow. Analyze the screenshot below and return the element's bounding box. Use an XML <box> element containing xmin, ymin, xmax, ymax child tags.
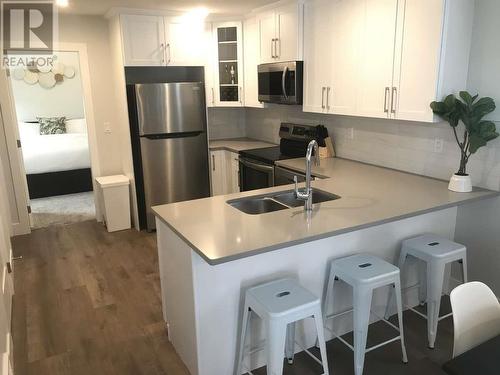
<box><xmin>66</xmin><ymin>118</ymin><xmax>87</xmax><ymax>134</ymax></box>
<box><xmin>18</xmin><ymin>122</ymin><xmax>40</xmax><ymax>139</ymax></box>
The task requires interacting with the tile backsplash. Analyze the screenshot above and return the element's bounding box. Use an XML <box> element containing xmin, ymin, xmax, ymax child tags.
<box><xmin>207</xmin><ymin>108</ymin><xmax>246</xmax><ymax>140</ymax></box>
<box><xmin>207</xmin><ymin>104</ymin><xmax>499</xmax><ymax>191</ymax></box>
<box><xmin>245</xmin><ymin>105</ymin><xmax>500</xmax><ymax>191</ymax></box>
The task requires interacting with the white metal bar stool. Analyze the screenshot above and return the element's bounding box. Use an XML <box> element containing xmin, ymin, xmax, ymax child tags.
<box><xmin>322</xmin><ymin>254</ymin><xmax>408</xmax><ymax>375</ymax></box>
<box><xmin>236</xmin><ymin>278</ymin><xmax>329</xmax><ymax>375</ymax></box>
<box><xmin>385</xmin><ymin>234</ymin><xmax>467</xmax><ymax>349</ymax></box>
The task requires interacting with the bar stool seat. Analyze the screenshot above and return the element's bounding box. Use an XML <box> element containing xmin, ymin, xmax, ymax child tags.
<box><xmin>385</xmin><ymin>234</ymin><xmax>467</xmax><ymax>349</ymax></box>
<box><xmin>236</xmin><ymin>278</ymin><xmax>329</xmax><ymax>375</ymax></box>
<box><xmin>322</xmin><ymin>254</ymin><xmax>408</xmax><ymax>375</ymax></box>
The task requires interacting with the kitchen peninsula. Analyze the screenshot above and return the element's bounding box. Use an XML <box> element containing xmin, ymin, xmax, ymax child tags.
<box><xmin>153</xmin><ymin>158</ymin><xmax>498</xmax><ymax>375</ymax></box>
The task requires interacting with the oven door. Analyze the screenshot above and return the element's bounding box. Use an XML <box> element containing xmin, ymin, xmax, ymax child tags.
<box><xmin>239</xmin><ymin>157</ymin><xmax>275</xmax><ymax>191</ymax></box>
<box><xmin>258</xmin><ymin>61</ymin><xmax>303</xmax><ymax>105</ymax></box>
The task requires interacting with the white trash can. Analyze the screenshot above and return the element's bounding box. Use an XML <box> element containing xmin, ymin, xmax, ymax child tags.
<box><xmin>95</xmin><ymin>175</ymin><xmax>131</xmax><ymax>232</ymax></box>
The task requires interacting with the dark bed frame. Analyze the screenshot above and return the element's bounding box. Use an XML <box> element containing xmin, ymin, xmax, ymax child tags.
<box><xmin>27</xmin><ymin>168</ymin><xmax>93</xmax><ymax>199</ymax></box>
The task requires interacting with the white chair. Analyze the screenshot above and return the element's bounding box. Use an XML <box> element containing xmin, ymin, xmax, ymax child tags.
<box><xmin>322</xmin><ymin>254</ymin><xmax>408</xmax><ymax>375</ymax></box>
<box><xmin>385</xmin><ymin>234</ymin><xmax>467</xmax><ymax>348</ymax></box>
<box><xmin>450</xmin><ymin>281</ymin><xmax>500</xmax><ymax>357</ymax></box>
<box><xmin>236</xmin><ymin>278</ymin><xmax>329</xmax><ymax>375</ymax></box>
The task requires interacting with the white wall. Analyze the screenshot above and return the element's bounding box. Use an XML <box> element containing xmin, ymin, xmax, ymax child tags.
<box><xmin>57</xmin><ymin>14</ymin><xmax>123</xmax><ymax>176</ymax></box>
<box><xmin>10</xmin><ymin>51</ymin><xmax>85</xmax><ymax>122</ymax></box>
<box><xmin>467</xmin><ymin>0</ymin><xmax>500</xmax><ymax>121</ymax></box>
<box><xmin>108</xmin><ymin>15</ymin><xmax>139</xmax><ymax>229</ymax></box>
<box><xmin>455</xmin><ymin>196</ymin><xmax>500</xmax><ymax>295</ymax></box>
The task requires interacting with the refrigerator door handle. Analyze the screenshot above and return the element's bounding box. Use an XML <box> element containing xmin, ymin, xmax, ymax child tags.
<box><xmin>142</xmin><ymin>131</ymin><xmax>203</xmax><ymax>140</ymax></box>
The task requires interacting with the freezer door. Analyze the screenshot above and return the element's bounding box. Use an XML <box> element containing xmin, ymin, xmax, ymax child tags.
<box><xmin>140</xmin><ymin>133</ymin><xmax>210</xmax><ymax>230</ymax></box>
<box><xmin>136</xmin><ymin>82</ymin><xmax>206</xmax><ymax>136</ymax></box>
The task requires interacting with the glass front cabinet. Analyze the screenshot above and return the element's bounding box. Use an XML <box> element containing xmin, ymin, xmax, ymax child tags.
<box><xmin>212</xmin><ymin>22</ymin><xmax>244</xmax><ymax>107</ymax></box>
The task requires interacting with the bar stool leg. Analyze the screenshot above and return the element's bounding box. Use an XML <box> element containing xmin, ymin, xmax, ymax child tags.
<box><xmin>385</xmin><ymin>251</ymin><xmax>407</xmax><ymax>319</ymax></box>
<box><xmin>394</xmin><ymin>277</ymin><xmax>408</xmax><ymax>363</ymax></box>
<box><xmin>418</xmin><ymin>260</ymin><xmax>427</xmax><ymax>305</ymax></box>
<box><xmin>461</xmin><ymin>257</ymin><xmax>468</xmax><ymax>283</ymax></box>
<box><xmin>313</xmin><ymin>308</ymin><xmax>330</xmax><ymax>375</ymax></box>
<box><xmin>236</xmin><ymin>304</ymin><xmax>251</xmax><ymax>375</ymax></box>
<box><xmin>285</xmin><ymin>322</ymin><xmax>295</xmax><ymax>364</ymax></box>
<box><xmin>317</xmin><ymin>269</ymin><xmax>336</xmax><ymax>348</ymax></box>
<box><xmin>266</xmin><ymin>320</ymin><xmax>288</xmax><ymax>375</ymax></box>
<box><xmin>427</xmin><ymin>262</ymin><xmax>445</xmax><ymax>349</ymax></box>
<box><xmin>353</xmin><ymin>286</ymin><xmax>373</xmax><ymax>375</ymax></box>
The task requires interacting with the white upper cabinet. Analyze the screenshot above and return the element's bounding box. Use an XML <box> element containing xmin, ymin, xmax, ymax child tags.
<box><xmin>212</xmin><ymin>22</ymin><xmax>244</xmax><ymax>107</ymax></box>
<box><xmin>302</xmin><ymin>0</ymin><xmax>332</xmax><ymax>114</ymax></box>
<box><xmin>256</xmin><ymin>1</ymin><xmax>303</xmax><ymax>64</ymax></box>
<box><xmin>303</xmin><ymin>0</ymin><xmax>361</xmax><ymax>115</ymax></box>
<box><xmin>121</xmin><ymin>14</ymin><xmax>210</xmax><ymax>67</ymax></box>
<box><xmin>275</xmin><ymin>3</ymin><xmax>300</xmax><ymax>62</ymax></box>
<box><xmin>392</xmin><ymin>0</ymin><xmax>474</xmax><ymax>122</ymax></box>
<box><xmin>303</xmin><ymin>0</ymin><xmax>474</xmax><ymax>122</ymax></box>
<box><xmin>257</xmin><ymin>11</ymin><xmax>276</xmax><ymax>64</ymax></box>
<box><xmin>356</xmin><ymin>0</ymin><xmax>399</xmax><ymax>119</ymax></box>
<box><xmin>121</xmin><ymin>15</ymin><xmax>166</xmax><ymax>66</ymax></box>
<box><xmin>243</xmin><ymin>17</ymin><xmax>265</xmax><ymax>108</ymax></box>
<box><xmin>164</xmin><ymin>17</ymin><xmax>211</xmax><ymax>66</ymax></box>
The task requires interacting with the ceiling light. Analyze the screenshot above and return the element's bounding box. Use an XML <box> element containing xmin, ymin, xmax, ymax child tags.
<box><xmin>183</xmin><ymin>7</ymin><xmax>209</xmax><ymax>20</ymax></box>
<box><xmin>56</xmin><ymin>0</ymin><xmax>68</xmax><ymax>7</ymax></box>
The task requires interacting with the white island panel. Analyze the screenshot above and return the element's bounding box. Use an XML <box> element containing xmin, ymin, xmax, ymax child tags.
<box><xmin>157</xmin><ymin>207</ymin><xmax>457</xmax><ymax>375</ymax></box>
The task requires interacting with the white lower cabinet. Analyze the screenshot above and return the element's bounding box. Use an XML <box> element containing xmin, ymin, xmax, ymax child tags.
<box><xmin>210</xmin><ymin>150</ymin><xmax>240</xmax><ymax>196</ymax></box>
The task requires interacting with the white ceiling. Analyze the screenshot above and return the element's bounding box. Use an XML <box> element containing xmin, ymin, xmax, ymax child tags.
<box><xmin>57</xmin><ymin>0</ymin><xmax>277</xmax><ymax>16</ymax></box>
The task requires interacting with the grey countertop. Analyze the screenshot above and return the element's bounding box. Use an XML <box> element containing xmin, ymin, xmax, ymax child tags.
<box><xmin>153</xmin><ymin>157</ymin><xmax>499</xmax><ymax>265</ymax></box>
<box><xmin>209</xmin><ymin>138</ymin><xmax>276</xmax><ymax>153</ymax></box>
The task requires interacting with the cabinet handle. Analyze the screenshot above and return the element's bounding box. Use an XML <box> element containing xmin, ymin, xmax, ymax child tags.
<box><xmin>275</xmin><ymin>38</ymin><xmax>280</xmax><ymax>59</ymax></box>
<box><xmin>239</xmin><ymin>87</ymin><xmax>243</xmax><ymax>104</ymax></box>
<box><xmin>326</xmin><ymin>87</ymin><xmax>331</xmax><ymax>110</ymax></box>
<box><xmin>212</xmin><ymin>155</ymin><xmax>215</xmax><ymax>171</ymax></box>
<box><xmin>321</xmin><ymin>87</ymin><xmax>326</xmax><ymax>109</ymax></box>
<box><xmin>391</xmin><ymin>87</ymin><xmax>397</xmax><ymax>114</ymax></box>
<box><xmin>271</xmin><ymin>38</ymin><xmax>275</xmax><ymax>58</ymax></box>
<box><xmin>383</xmin><ymin>87</ymin><xmax>390</xmax><ymax>113</ymax></box>
<box><xmin>160</xmin><ymin>43</ymin><xmax>165</xmax><ymax>64</ymax></box>
<box><xmin>211</xmin><ymin>87</ymin><xmax>215</xmax><ymax>104</ymax></box>
<box><xmin>166</xmin><ymin>43</ymin><xmax>171</xmax><ymax>64</ymax></box>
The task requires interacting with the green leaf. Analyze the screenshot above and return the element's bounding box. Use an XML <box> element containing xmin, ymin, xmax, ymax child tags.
<box><xmin>471</xmin><ymin>97</ymin><xmax>496</xmax><ymax>119</ymax></box>
<box><xmin>478</xmin><ymin>120</ymin><xmax>497</xmax><ymax>135</ymax></box>
<box><xmin>444</xmin><ymin>94</ymin><xmax>457</xmax><ymax>109</ymax></box>
<box><xmin>469</xmin><ymin>133</ymin><xmax>487</xmax><ymax>154</ymax></box>
<box><xmin>459</xmin><ymin>91</ymin><xmax>474</xmax><ymax>106</ymax></box>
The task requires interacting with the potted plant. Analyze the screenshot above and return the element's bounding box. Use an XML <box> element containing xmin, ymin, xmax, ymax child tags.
<box><xmin>430</xmin><ymin>91</ymin><xmax>498</xmax><ymax>192</ymax></box>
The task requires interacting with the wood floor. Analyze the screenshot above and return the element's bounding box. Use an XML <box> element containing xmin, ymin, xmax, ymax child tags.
<box><xmin>12</xmin><ymin>220</ymin><xmax>453</xmax><ymax>375</ymax></box>
<box><xmin>11</xmin><ymin>220</ymin><xmax>189</xmax><ymax>375</ymax></box>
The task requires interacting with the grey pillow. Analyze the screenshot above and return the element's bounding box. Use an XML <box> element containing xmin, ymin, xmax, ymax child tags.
<box><xmin>37</xmin><ymin>117</ymin><xmax>67</xmax><ymax>135</ymax></box>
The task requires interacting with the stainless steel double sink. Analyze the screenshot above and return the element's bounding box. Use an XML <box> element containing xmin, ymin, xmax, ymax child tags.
<box><xmin>227</xmin><ymin>189</ymin><xmax>340</xmax><ymax>214</ymax></box>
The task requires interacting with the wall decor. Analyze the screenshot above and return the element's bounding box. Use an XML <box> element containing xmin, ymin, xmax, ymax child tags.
<box><xmin>12</xmin><ymin>61</ymin><xmax>77</xmax><ymax>89</ymax></box>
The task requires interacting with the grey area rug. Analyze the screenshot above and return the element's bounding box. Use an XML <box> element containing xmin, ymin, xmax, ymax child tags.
<box><xmin>30</xmin><ymin>192</ymin><xmax>96</xmax><ymax>229</ymax></box>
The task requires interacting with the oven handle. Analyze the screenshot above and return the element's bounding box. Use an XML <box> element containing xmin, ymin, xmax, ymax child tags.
<box><xmin>282</xmin><ymin>66</ymin><xmax>289</xmax><ymax>101</ymax></box>
<box><xmin>239</xmin><ymin>158</ymin><xmax>275</xmax><ymax>173</ymax></box>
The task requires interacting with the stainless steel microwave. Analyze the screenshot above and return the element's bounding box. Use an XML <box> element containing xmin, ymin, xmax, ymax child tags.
<box><xmin>257</xmin><ymin>61</ymin><xmax>303</xmax><ymax>105</ymax></box>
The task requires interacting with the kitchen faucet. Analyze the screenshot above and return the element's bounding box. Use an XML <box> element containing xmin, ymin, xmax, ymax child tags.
<box><xmin>294</xmin><ymin>140</ymin><xmax>320</xmax><ymax>211</ymax></box>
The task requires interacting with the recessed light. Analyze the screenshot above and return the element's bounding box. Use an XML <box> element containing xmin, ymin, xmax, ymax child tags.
<box><xmin>56</xmin><ymin>0</ymin><xmax>68</xmax><ymax>7</ymax></box>
<box><xmin>184</xmin><ymin>7</ymin><xmax>209</xmax><ymax>20</ymax></box>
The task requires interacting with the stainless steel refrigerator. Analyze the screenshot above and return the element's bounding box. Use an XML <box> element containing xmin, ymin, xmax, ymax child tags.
<box><xmin>135</xmin><ymin>82</ymin><xmax>210</xmax><ymax>231</ymax></box>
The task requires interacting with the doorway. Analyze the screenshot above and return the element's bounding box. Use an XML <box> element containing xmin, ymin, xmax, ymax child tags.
<box><xmin>9</xmin><ymin>50</ymin><xmax>96</xmax><ymax>230</ymax></box>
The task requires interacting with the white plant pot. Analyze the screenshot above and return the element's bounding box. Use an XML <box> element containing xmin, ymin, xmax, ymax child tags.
<box><xmin>448</xmin><ymin>174</ymin><xmax>472</xmax><ymax>193</ymax></box>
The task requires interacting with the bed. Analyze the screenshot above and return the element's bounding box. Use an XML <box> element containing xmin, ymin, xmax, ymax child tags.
<box><xmin>19</xmin><ymin>119</ymin><xmax>93</xmax><ymax>199</ymax></box>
